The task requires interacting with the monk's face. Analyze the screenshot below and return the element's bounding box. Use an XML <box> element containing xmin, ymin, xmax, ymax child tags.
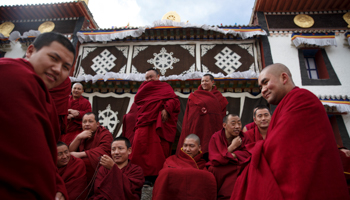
<box><xmin>72</xmin><ymin>83</ymin><xmax>83</xmax><ymax>99</ymax></box>
<box><xmin>57</xmin><ymin>145</ymin><xmax>70</xmax><ymax>168</ymax></box>
<box><xmin>111</xmin><ymin>140</ymin><xmax>131</xmax><ymax>165</ymax></box>
<box><xmin>82</xmin><ymin>114</ymin><xmax>99</xmax><ymax>133</ymax></box>
<box><xmin>145</xmin><ymin>70</ymin><xmax>160</xmax><ymax>82</ymax></box>
<box><xmin>224</xmin><ymin>115</ymin><xmax>242</xmax><ymax>138</ymax></box>
<box><xmin>201</xmin><ymin>75</ymin><xmax>214</xmax><ymax>91</ymax></box>
<box><xmin>254</xmin><ymin>108</ymin><xmax>271</xmax><ymax>129</ymax></box>
<box><xmin>258</xmin><ymin>69</ymin><xmax>286</xmax><ymax>105</ymax></box>
<box><xmin>183</xmin><ymin>138</ymin><xmax>201</xmax><ymax>158</ymax></box>
<box><xmin>25</xmin><ymin>41</ymin><xmax>74</xmax><ymax>90</ymax></box>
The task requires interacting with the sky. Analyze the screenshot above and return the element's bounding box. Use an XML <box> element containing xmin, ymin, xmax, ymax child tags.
<box><xmin>2</xmin><ymin>0</ymin><xmax>256</xmax><ymax>29</ymax></box>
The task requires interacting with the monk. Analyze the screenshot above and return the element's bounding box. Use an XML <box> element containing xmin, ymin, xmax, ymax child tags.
<box><xmin>62</xmin><ymin>82</ymin><xmax>92</xmax><ymax>145</ymax></box>
<box><xmin>130</xmin><ymin>68</ymin><xmax>180</xmax><ymax>185</ymax></box>
<box><xmin>207</xmin><ymin>114</ymin><xmax>250</xmax><ymax>200</ymax></box>
<box><xmin>177</xmin><ymin>74</ymin><xmax>228</xmax><ymax>154</ymax></box>
<box><xmin>232</xmin><ymin>63</ymin><xmax>349</xmax><ymax>200</ymax></box>
<box><xmin>244</xmin><ymin>105</ymin><xmax>271</xmax><ymax>143</ymax></box>
<box><xmin>90</xmin><ymin>137</ymin><xmax>144</xmax><ymax>200</ymax></box>
<box><xmin>152</xmin><ymin>134</ymin><xmax>217</xmax><ymax>200</ymax></box>
<box><xmin>242</xmin><ymin>107</ymin><xmax>259</xmax><ymax>133</ymax></box>
<box><xmin>122</xmin><ymin>103</ymin><xmax>138</xmax><ymax>146</ymax></box>
<box><xmin>0</xmin><ymin>32</ymin><xmax>75</xmax><ymax>200</ymax></box>
<box><xmin>339</xmin><ymin>147</ymin><xmax>350</xmax><ymax>193</ymax></box>
<box><xmin>69</xmin><ymin>112</ymin><xmax>114</xmax><ymax>186</ymax></box>
<box><xmin>57</xmin><ymin>141</ymin><xmax>87</xmax><ymax>200</ymax></box>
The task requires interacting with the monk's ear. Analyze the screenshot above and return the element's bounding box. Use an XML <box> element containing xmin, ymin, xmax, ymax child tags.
<box><xmin>198</xmin><ymin>145</ymin><xmax>201</xmax><ymax>152</ymax></box>
<box><xmin>127</xmin><ymin>147</ymin><xmax>132</xmax><ymax>155</ymax></box>
<box><xmin>96</xmin><ymin>122</ymin><xmax>100</xmax><ymax>126</ymax></box>
<box><xmin>281</xmin><ymin>72</ymin><xmax>289</xmax><ymax>85</ymax></box>
<box><xmin>25</xmin><ymin>44</ymin><xmax>35</xmax><ymax>59</ymax></box>
<box><xmin>223</xmin><ymin>122</ymin><xmax>227</xmax><ymax>129</ymax></box>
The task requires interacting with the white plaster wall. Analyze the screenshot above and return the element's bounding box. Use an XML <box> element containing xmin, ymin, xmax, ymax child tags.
<box><xmin>268</xmin><ymin>33</ymin><xmax>350</xmax><ymax>136</ymax></box>
<box><xmin>4</xmin><ymin>42</ymin><xmax>26</xmax><ymax>59</ymax></box>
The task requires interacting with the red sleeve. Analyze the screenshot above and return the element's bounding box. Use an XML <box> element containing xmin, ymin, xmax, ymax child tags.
<box><xmin>164</xmin><ymin>98</ymin><xmax>180</xmax><ymax>117</ymax></box>
<box><xmin>76</xmin><ymin>98</ymin><xmax>92</xmax><ymax>120</ymax></box>
<box><xmin>56</xmin><ymin>169</ymin><xmax>68</xmax><ymax>200</ymax></box>
<box><xmin>85</xmin><ymin>131</ymin><xmax>114</xmax><ymax>168</ymax></box>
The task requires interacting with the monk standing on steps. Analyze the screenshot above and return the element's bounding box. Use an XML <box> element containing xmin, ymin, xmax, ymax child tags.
<box><xmin>232</xmin><ymin>63</ymin><xmax>349</xmax><ymax>200</ymax></box>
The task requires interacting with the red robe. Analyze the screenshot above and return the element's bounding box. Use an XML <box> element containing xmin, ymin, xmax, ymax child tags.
<box><xmin>339</xmin><ymin>149</ymin><xmax>350</xmax><ymax>193</ymax></box>
<box><xmin>49</xmin><ymin>77</ymin><xmax>71</xmax><ymax>137</ymax></box>
<box><xmin>244</xmin><ymin>125</ymin><xmax>263</xmax><ymax>144</ymax></box>
<box><xmin>207</xmin><ymin>129</ymin><xmax>250</xmax><ymax>200</ymax></box>
<box><xmin>58</xmin><ymin>155</ymin><xmax>87</xmax><ymax>200</ymax></box>
<box><xmin>232</xmin><ymin>87</ymin><xmax>349</xmax><ymax>200</ymax></box>
<box><xmin>244</xmin><ymin>122</ymin><xmax>256</xmax><ymax>131</ymax></box>
<box><xmin>62</xmin><ymin>95</ymin><xmax>92</xmax><ymax>144</ymax></box>
<box><xmin>153</xmin><ymin>150</ymin><xmax>216</xmax><ymax>200</ymax></box>
<box><xmin>122</xmin><ymin>103</ymin><xmax>138</xmax><ymax>146</ymax></box>
<box><xmin>176</xmin><ymin>85</ymin><xmax>228</xmax><ymax>154</ymax></box>
<box><xmin>130</xmin><ymin>80</ymin><xmax>180</xmax><ymax>176</ymax></box>
<box><xmin>0</xmin><ymin>58</ymin><xmax>67</xmax><ymax>199</ymax></box>
<box><xmin>79</xmin><ymin>126</ymin><xmax>114</xmax><ymax>184</ymax></box>
<box><xmin>90</xmin><ymin>161</ymin><xmax>144</xmax><ymax>200</ymax></box>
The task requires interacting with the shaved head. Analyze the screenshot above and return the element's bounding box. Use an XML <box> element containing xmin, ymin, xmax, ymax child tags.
<box><xmin>261</xmin><ymin>63</ymin><xmax>293</xmax><ymax>81</ymax></box>
<box><xmin>72</xmin><ymin>82</ymin><xmax>83</xmax><ymax>88</ymax></box>
<box><xmin>185</xmin><ymin>134</ymin><xmax>200</xmax><ymax>145</ymax></box>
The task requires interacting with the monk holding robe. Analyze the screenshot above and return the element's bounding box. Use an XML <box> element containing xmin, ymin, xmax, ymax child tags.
<box><xmin>232</xmin><ymin>63</ymin><xmax>349</xmax><ymax>200</ymax></box>
<box><xmin>57</xmin><ymin>141</ymin><xmax>87</xmax><ymax>200</ymax></box>
<box><xmin>0</xmin><ymin>32</ymin><xmax>75</xmax><ymax>200</ymax></box>
<box><xmin>153</xmin><ymin>134</ymin><xmax>217</xmax><ymax>200</ymax></box>
<box><xmin>69</xmin><ymin>112</ymin><xmax>114</xmax><ymax>185</ymax></box>
<box><xmin>207</xmin><ymin>114</ymin><xmax>250</xmax><ymax>200</ymax></box>
<box><xmin>62</xmin><ymin>82</ymin><xmax>92</xmax><ymax>145</ymax></box>
<box><xmin>244</xmin><ymin>105</ymin><xmax>271</xmax><ymax>143</ymax></box>
<box><xmin>177</xmin><ymin>74</ymin><xmax>228</xmax><ymax>154</ymax></box>
<box><xmin>130</xmin><ymin>68</ymin><xmax>180</xmax><ymax>185</ymax></box>
<box><xmin>90</xmin><ymin>137</ymin><xmax>144</xmax><ymax>200</ymax></box>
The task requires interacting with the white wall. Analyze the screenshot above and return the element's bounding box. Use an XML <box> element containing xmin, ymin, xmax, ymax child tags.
<box><xmin>4</xmin><ymin>42</ymin><xmax>26</xmax><ymax>59</ymax></box>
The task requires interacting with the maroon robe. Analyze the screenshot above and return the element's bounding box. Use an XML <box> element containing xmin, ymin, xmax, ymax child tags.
<box><xmin>0</xmin><ymin>58</ymin><xmax>67</xmax><ymax>199</ymax></box>
<box><xmin>49</xmin><ymin>77</ymin><xmax>71</xmax><ymax>137</ymax></box>
<box><xmin>130</xmin><ymin>80</ymin><xmax>180</xmax><ymax>176</ymax></box>
<box><xmin>177</xmin><ymin>85</ymin><xmax>228</xmax><ymax>154</ymax></box>
<box><xmin>244</xmin><ymin>122</ymin><xmax>256</xmax><ymax>131</ymax></box>
<box><xmin>153</xmin><ymin>149</ymin><xmax>216</xmax><ymax>200</ymax></box>
<box><xmin>244</xmin><ymin>125</ymin><xmax>263</xmax><ymax>144</ymax></box>
<box><xmin>58</xmin><ymin>155</ymin><xmax>87</xmax><ymax>200</ymax></box>
<box><xmin>79</xmin><ymin>126</ymin><xmax>114</xmax><ymax>184</ymax></box>
<box><xmin>232</xmin><ymin>87</ymin><xmax>349</xmax><ymax>200</ymax></box>
<box><xmin>62</xmin><ymin>95</ymin><xmax>92</xmax><ymax>144</ymax></box>
<box><xmin>90</xmin><ymin>161</ymin><xmax>144</xmax><ymax>200</ymax></box>
<box><xmin>207</xmin><ymin>129</ymin><xmax>250</xmax><ymax>200</ymax></box>
<box><xmin>122</xmin><ymin>103</ymin><xmax>138</xmax><ymax>146</ymax></box>
<box><xmin>339</xmin><ymin>149</ymin><xmax>350</xmax><ymax>193</ymax></box>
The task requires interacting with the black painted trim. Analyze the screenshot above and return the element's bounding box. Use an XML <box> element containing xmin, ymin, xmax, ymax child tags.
<box><xmin>257</xmin><ymin>12</ymin><xmax>273</xmax><ymax>66</ymax></box>
<box><xmin>72</xmin><ymin>17</ymin><xmax>85</xmax><ymax>48</ymax></box>
<box><xmin>298</xmin><ymin>49</ymin><xmax>341</xmax><ymax>86</ymax></box>
<box><xmin>337</xmin><ymin>115</ymin><xmax>350</xmax><ymax>149</ymax></box>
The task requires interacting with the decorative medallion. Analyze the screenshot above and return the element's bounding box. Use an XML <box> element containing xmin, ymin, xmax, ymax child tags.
<box><xmin>38</xmin><ymin>21</ymin><xmax>55</xmax><ymax>33</ymax></box>
<box><xmin>162</xmin><ymin>11</ymin><xmax>181</xmax><ymax>22</ymax></box>
<box><xmin>343</xmin><ymin>12</ymin><xmax>350</xmax><ymax>28</ymax></box>
<box><xmin>294</xmin><ymin>14</ymin><xmax>314</xmax><ymax>28</ymax></box>
<box><xmin>98</xmin><ymin>104</ymin><xmax>119</xmax><ymax>133</ymax></box>
<box><xmin>91</xmin><ymin>49</ymin><xmax>117</xmax><ymax>74</ymax></box>
<box><xmin>147</xmin><ymin>47</ymin><xmax>180</xmax><ymax>75</ymax></box>
<box><xmin>0</xmin><ymin>22</ymin><xmax>15</xmax><ymax>37</ymax></box>
<box><xmin>214</xmin><ymin>47</ymin><xmax>241</xmax><ymax>74</ymax></box>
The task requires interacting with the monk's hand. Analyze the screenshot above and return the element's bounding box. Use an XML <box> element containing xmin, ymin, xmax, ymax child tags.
<box><xmin>100</xmin><ymin>155</ymin><xmax>115</xmax><ymax>170</ymax></box>
<box><xmin>67</xmin><ymin>113</ymin><xmax>74</xmax><ymax>119</ymax></box>
<box><xmin>228</xmin><ymin>136</ymin><xmax>242</xmax><ymax>153</ymax></box>
<box><xmin>55</xmin><ymin>192</ymin><xmax>65</xmax><ymax>200</ymax></box>
<box><xmin>161</xmin><ymin>109</ymin><xmax>169</xmax><ymax>122</ymax></box>
<box><xmin>79</xmin><ymin>130</ymin><xmax>93</xmax><ymax>140</ymax></box>
<box><xmin>70</xmin><ymin>109</ymin><xmax>80</xmax><ymax>117</ymax></box>
<box><xmin>341</xmin><ymin>149</ymin><xmax>350</xmax><ymax>157</ymax></box>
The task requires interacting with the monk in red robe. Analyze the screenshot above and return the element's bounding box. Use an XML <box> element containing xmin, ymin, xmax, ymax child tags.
<box><xmin>130</xmin><ymin>68</ymin><xmax>180</xmax><ymax>185</ymax></box>
<box><xmin>207</xmin><ymin>114</ymin><xmax>250</xmax><ymax>200</ymax></box>
<box><xmin>0</xmin><ymin>32</ymin><xmax>75</xmax><ymax>200</ymax></box>
<box><xmin>62</xmin><ymin>82</ymin><xmax>92</xmax><ymax>145</ymax></box>
<box><xmin>153</xmin><ymin>134</ymin><xmax>217</xmax><ymax>200</ymax></box>
<box><xmin>122</xmin><ymin>103</ymin><xmax>138</xmax><ymax>146</ymax></box>
<box><xmin>244</xmin><ymin>105</ymin><xmax>271</xmax><ymax>143</ymax></box>
<box><xmin>90</xmin><ymin>137</ymin><xmax>144</xmax><ymax>200</ymax></box>
<box><xmin>57</xmin><ymin>141</ymin><xmax>87</xmax><ymax>200</ymax></box>
<box><xmin>232</xmin><ymin>63</ymin><xmax>349</xmax><ymax>200</ymax></box>
<box><xmin>69</xmin><ymin>113</ymin><xmax>114</xmax><ymax>186</ymax></box>
<box><xmin>177</xmin><ymin>74</ymin><xmax>228</xmax><ymax>154</ymax></box>
<box><xmin>339</xmin><ymin>147</ymin><xmax>350</xmax><ymax>193</ymax></box>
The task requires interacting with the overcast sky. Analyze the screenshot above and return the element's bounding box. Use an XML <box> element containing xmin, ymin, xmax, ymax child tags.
<box><xmin>2</xmin><ymin>0</ymin><xmax>256</xmax><ymax>28</ymax></box>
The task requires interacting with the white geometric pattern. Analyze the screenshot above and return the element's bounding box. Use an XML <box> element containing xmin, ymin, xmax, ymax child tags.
<box><xmin>82</xmin><ymin>47</ymin><xmax>96</xmax><ymax>59</ymax></box>
<box><xmin>202</xmin><ymin>64</ymin><xmax>213</xmax><ymax>74</ymax></box>
<box><xmin>147</xmin><ymin>47</ymin><xmax>180</xmax><ymax>75</ymax></box>
<box><xmin>180</xmin><ymin>45</ymin><xmax>195</xmax><ymax>57</ymax></box>
<box><xmin>133</xmin><ymin>46</ymin><xmax>148</xmax><ymax>58</ymax></box>
<box><xmin>116</xmin><ymin>46</ymin><xmax>128</xmax><ymax>58</ymax></box>
<box><xmin>91</xmin><ymin>49</ymin><xmax>117</xmax><ymax>74</ymax></box>
<box><xmin>77</xmin><ymin>66</ymin><xmax>86</xmax><ymax>77</ymax></box>
<box><xmin>98</xmin><ymin>104</ymin><xmax>119</xmax><ymax>133</ymax></box>
<box><xmin>131</xmin><ymin>65</ymin><xmax>140</xmax><ymax>74</ymax></box>
<box><xmin>201</xmin><ymin>44</ymin><xmax>215</xmax><ymax>57</ymax></box>
<box><xmin>249</xmin><ymin>63</ymin><xmax>255</xmax><ymax>72</ymax></box>
<box><xmin>214</xmin><ymin>47</ymin><xmax>241</xmax><ymax>74</ymax></box>
<box><xmin>238</xmin><ymin>44</ymin><xmax>253</xmax><ymax>56</ymax></box>
<box><xmin>180</xmin><ymin>63</ymin><xmax>196</xmax><ymax>75</ymax></box>
<box><xmin>119</xmin><ymin>65</ymin><xmax>126</xmax><ymax>74</ymax></box>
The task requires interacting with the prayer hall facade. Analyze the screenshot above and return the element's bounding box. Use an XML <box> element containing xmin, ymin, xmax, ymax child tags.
<box><xmin>1</xmin><ymin>0</ymin><xmax>350</xmax><ymax>150</ymax></box>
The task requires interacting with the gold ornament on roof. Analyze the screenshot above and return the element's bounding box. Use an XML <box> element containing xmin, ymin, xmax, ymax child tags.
<box><xmin>294</xmin><ymin>14</ymin><xmax>314</xmax><ymax>28</ymax></box>
<box><xmin>343</xmin><ymin>12</ymin><xmax>350</xmax><ymax>28</ymax></box>
<box><xmin>38</xmin><ymin>21</ymin><xmax>55</xmax><ymax>33</ymax></box>
<box><xmin>0</xmin><ymin>22</ymin><xmax>15</xmax><ymax>37</ymax></box>
<box><xmin>162</xmin><ymin>11</ymin><xmax>181</xmax><ymax>22</ymax></box>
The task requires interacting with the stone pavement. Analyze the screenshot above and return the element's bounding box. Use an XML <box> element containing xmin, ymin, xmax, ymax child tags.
<box><xmin>141</xmin><ymin>185</ymin><xmax>153</xmax><ymax>200</ymax></box>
